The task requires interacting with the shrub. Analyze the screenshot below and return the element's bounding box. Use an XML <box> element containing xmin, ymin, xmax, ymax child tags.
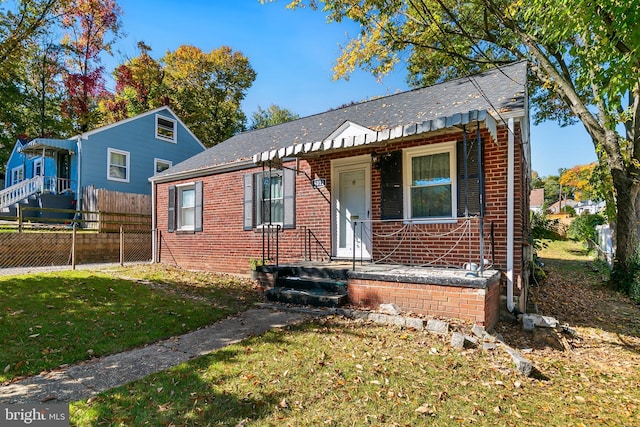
<box><xmin>530</xmin><ymin>211</ymin><xmax>559</xmax><ymax>241</ymax></box>
<box><xmin>567</xmin><ymin>213</ymin><xmax>605</xmax><ymax>243</ymax></box>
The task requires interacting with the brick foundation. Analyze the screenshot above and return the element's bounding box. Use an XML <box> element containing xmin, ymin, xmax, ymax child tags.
<box><xmin>347</xmin><ymin>275</ymin><xmax>501</xmax><ymax>329</ymax></box>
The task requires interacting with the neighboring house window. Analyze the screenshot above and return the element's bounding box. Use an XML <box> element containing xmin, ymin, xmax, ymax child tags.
<box><xmin>167</xmin><ymin>181</ymin><xmax>203</xmax><ymax>232</ymax></box>
<box><xmin>243</xmin><ymin>168</ymin><xmax>295</xmax><ymax>230</ymax></box>
<box><xmin>33</xmin><ymin>159</ymin><xmax>43</xmax><ymax>177</ymax></box>
<box><xmin>107</xmin><ymin>148</ymin><xmax>130</xmax><ymax>182</ymax></box>
<box><xmin>156</xmin><ymin>115</ymin><xmax>177</xmax><ymax>143</ymax></box>
<box><xmin>403</xmin><ymin>142</ymin><xmax>457</xmax><ymax>220</ymax></box>
<box><xmin>154</xmin><ymin>158</ymin><xmax>172</xmax><ymax>175</ymax></box>
<box><xmin>11</xmin><ymin>166</ymin><xmax>24</xmax><ymax>185</ymax></box>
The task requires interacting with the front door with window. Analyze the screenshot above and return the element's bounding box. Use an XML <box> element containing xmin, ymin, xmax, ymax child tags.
<box><xmin>333</xmin><ymin>157</ymin><xmax>371</xmax><ymax>259</ymax></box>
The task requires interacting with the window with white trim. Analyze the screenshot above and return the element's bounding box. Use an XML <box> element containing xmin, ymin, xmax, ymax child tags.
<box><xmin>168</xmin><ymin>181</ymin><xmax>203</xmax><ymax>232</ymax></box>
<box><xmin>33</xmin><ymin>159</ymin><xmax>43</xmax><ymax>177</ymax></box>
<box><xmin>11</xmin><ymin>166</ymin><xmax>24</xmax><ymax>185</ymax></box>
<box><xmin>107</xmin><ymin>148</ymin><xmax>130</xmax><ymax>182</ymax></box>
<box><xmin>256</xmin><ymin>171</ymin><xmax>284</xmax><ymax>225</ymax></box>
<box><xmin>403</xmin><ymin>142</ymin><xmax>457</xmax><ymax>220</ymax></box>
<box><xmin>178</xmin><ymin>184</ymin><xmax>196</xmax><ymax>230</ymax></box>
<box><xmin>154</xmin><ymin>158</ymin><xmax>172</xmax><ymax>175</ymax></box>
<box><xmin>156</xmin><ymin>115</ymin><xmax>177</xmax><ymax>142</ymax></box>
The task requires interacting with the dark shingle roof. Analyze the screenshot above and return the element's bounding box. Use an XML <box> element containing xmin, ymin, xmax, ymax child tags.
<box><xmin>156</xmin><ymin>61</ymin><xmax>527</xmax><ymax>180</ymax></box>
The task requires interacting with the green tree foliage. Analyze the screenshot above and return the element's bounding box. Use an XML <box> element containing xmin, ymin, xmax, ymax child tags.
<box><xmin>249</xmin><ymin>104</ymin><xmax>299</xmax><ymax>130</ymax></box>
<box><xmin>0</xmin><ymin>0</ymin><xmax>62</xmax><ymax>166</ymax></box>
<box><xmin>162</xmin><ymin>45</ymin><xmax>256</xmax><ymax>147</ymax></box>
<box><xmin>567</xmin><ymin>213</ymin><xmax>605</xmax><ymax>244</ymax></box>
<box><xmin>283</xmin><ymin>0</ymin><xmax>640</xmax><ymax>294</ymax></box>
<box><xmin>22</xmin><ymin>40</ymin><xmax>72</xmax><ymax>138</ymax></box>
<box><xmin>104</xmin><ymin>44</ymin><xmax>256</xmax><ymax>147</ymax></box>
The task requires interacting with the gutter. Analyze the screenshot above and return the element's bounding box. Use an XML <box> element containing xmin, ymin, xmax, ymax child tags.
<box><xmin>148</xmin><ymin>159</ymin><xmax>255</xmax><ymax>184</ymax></box>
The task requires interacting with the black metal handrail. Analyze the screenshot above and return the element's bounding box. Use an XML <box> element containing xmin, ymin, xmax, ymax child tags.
<box><xmin>304</xmin><ymin>226</ymin><xmax>331</xmax><ymax>261</ymax></box>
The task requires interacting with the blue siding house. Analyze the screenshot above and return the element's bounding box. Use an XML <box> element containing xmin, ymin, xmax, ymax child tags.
<box><xmin>1</xmin><ymin>106</ymin><xmax>205</xmax><ymax>214</ymax></box>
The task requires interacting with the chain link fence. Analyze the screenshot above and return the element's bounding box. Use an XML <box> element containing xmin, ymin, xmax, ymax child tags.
<box><xmin>0</xmin><ymin>207</ymin><xmax>152</xmax><ymax>271</ymax></box>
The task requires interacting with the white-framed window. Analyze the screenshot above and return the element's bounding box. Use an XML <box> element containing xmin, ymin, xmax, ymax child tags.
<box><xmin>256</xmin><ymin>171</ymin><xmax>284</xmax><ymax>225</ymax></box>
<box><xmin>154</xmin><ymin>158</ymin><xmax>172</xmax><ymax>175</ymax></box>
<box><xmin>177</xmin><ymin>183</ymin><xmax>196</xmax><ymax>230</ymax></box>
<box><xmin>11</xmin><ymin>165</ymin><xmax>24</xmax><ymax>185</ymax></box>
<box><xmin>107</xmin><ymin>148</ymin><xmax>130</xmax><ymax>182</ymax></box>
<box><xmin>33</xmin><ymin>159</ymin><xmax>43</xmax><ymax>177</ymax></box>
<box><xmin>403</xmin><ymin>141</ymin><xmax>457</xmax><ymax>220</ymax></box>
<box><xmin>168</xmin><ymin>181</ymin><xmax>203</xmax><ymax>232</ymax></box>
<box><xmin>155</xmin><ymin>114</ymin><xmax>177</xmax><ymax>143</ymax></box>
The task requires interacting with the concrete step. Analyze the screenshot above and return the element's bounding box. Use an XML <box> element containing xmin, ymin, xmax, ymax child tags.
<box><xmin>265</xmin><ymin>286</ymin><xmax>348</xmax><ymax>307</ymax></box>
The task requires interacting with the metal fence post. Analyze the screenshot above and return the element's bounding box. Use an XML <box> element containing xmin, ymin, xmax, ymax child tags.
<box><xmin>72</xmin><ymin>223</ymin><xmax>77</xmax><ymax>270</ymax></box>
<box><xmin>120</xmin><ymin>224</ymin><xmax>124</xmax><ymax>266</ymax></box>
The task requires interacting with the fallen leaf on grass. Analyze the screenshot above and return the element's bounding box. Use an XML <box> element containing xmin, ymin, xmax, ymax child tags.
<box><xmin>416</xmin><ymin>403</ymin><xmax>436</xmax><ymax>416</ymax></box>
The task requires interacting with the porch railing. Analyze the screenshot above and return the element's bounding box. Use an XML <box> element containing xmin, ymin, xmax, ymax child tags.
<box><xmin>43</xmin><ymin>176</ymin><xmax>75</xmax><ymax>194</ymax></box>
<box><xmin>0</xmin><ymin>176</ymin><xmax>44</xmax><ymax>210</ymax></box>
<box><xmin>303</xmin><ymin>226</ymin><xmax>331</xmax><ymax>262</ymax></box>
<box><xmin>350</xmin><ymin>217</ymin><xmax>494</xmax><ymax>273</ymax></box>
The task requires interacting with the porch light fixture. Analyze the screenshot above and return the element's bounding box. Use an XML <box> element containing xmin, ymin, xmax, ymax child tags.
<box><xmin>371</xmin><ymin>151</ymin><xmax>381</xmax><ymax>170</ymax></box>
<box><xmin>372</xmin><ymin>151</ymin><xmax>390</xmax><ymax>170</ymax></box>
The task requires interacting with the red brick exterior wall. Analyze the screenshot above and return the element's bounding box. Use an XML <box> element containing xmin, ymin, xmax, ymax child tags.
<box><xmin>155</xmin><ymin>120</ymin><xmax>528</xmax><ymax>323</ymax></box>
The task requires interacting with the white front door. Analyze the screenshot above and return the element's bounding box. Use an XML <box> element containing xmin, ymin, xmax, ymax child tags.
<box><xmin>333</xmin><ymin>157</ymin><xmax>371</xmax><ymax>259</ymax></box>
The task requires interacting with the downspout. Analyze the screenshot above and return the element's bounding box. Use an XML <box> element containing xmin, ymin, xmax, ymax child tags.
<box><xmin>151</xmin><ymin>180</ymin><xmax>157</xmax><ymax>263</ymax></box>
<box><xmin>76</xmin><ymin>137</ymin><xmax>82</xmax><ymax>214</ymax></box>
<box><xmin>506</xmin><ymin>118</ymin><xmax>515</xmax><ymax>313</ymax></box>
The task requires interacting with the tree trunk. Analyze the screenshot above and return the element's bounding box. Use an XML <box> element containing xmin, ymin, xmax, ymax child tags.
<box><xmin>609</xmin><ymin>161</ymin><xmax>640</xmax><ymax>290</ymax></box>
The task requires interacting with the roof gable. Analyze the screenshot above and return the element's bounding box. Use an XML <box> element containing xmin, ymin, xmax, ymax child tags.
<box><xmin>325</xmin><ymin>121</ymin><xmax>377</xmax><ymax>143</ymax></box>
<box><xmin>78</xmin><ymin>106</ymin><xmax>205</xmax><ymax>149</ymax></box>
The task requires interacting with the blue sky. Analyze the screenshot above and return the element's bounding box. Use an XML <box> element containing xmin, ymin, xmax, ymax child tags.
<box><xmin>108</xmin><ymin>0</ymin><xmax>597</xmax><ymax>177</ymax></box>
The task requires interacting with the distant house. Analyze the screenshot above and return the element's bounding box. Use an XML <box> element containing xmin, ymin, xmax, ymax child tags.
<box><xmin>547</xmin><ymin>198</ymin><xmax>578</xmax><ymax>214</ymax></box>
<box><xmin>530</xmin><ymin>188</ymin><xmax>544</xmax><ymax>214</ymax></box>
<box><xmin>1</xmin><ymin>107</ymin><xmax>205</xmax><ymax>216</ymax></box>
<box><xmin>574</xmin><ymin>200</ymin><xmax>605</xmax><ymax>215</ymax></box>
<box><xmin>150</xmin><ymin>62</ymin><xmax>531</xmax><ymax>328</ymax></box>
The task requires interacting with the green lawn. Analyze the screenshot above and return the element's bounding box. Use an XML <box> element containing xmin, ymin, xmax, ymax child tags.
<box><xmin>70</xmin><ymin>240</ymin><xmax>640</xmax><ymax>426</ymax></box>
<box><xmin>0</xmin><ymin>265</ymin><xmax>261</xmax><ymax>382</ymax></box>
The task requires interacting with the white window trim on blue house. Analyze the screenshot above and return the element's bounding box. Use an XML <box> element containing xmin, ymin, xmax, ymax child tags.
<box><xmin>403</xmin><ymin>141</ymin><xmax>457</xmax><ymax>222</ymax></box>
<box><xmin>155</xmin><ymin>114</ymin><xmax>177</xmax><ymax>143</ymax></box>
<box><xmin>107</xmin><ymin>148</ymin><xmax>130</xmax><ymax>183</ymax></box>
<box><xmin>11</xmin><ymin>165</ymin><xmax>24</xmax><ymax>185</ymax></box>
<box><xmin>154</xmin><ymin>158</ymin><xmax>172</xmax><ymax>175</ymax></box>
<box><xmin>33</xmin><ymin>158</ymin><xmax>43</xmax><ymax>177</ymax></box>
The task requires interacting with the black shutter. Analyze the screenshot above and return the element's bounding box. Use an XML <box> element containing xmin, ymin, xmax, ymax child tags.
<box><xmin>457</xmin><ymin>140</ymin><xmax>481</xmax><ymax>217</ymax></box>
<box><xmin>167</xmin><ymin>185</ymin><xmax>176</xmax><ymax>232</ymax></box>
<box><xmin>243</xmin><ymin>173</ymin><xmax>254</xmax><ymax>230</ymax></box>
<box><xmin>194</xmin><ymin>181</ymin><xmax>203</xmax><ymax>232</ymax></box>
<box><xmin>380</xmin><ymin>151</ymin><xmax>403</xmax><ymax>220</ymax></box>
<box><xmin>283</xmin><ymin>168</ymin><xmax>296</xmax><ymax>229</ymax></box>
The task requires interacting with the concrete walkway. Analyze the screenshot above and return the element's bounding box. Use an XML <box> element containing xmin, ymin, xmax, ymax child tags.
<box><xmin>0</xmin><ymin>306</ymin><xmax>319</xmax><ymax>404</ymax></box>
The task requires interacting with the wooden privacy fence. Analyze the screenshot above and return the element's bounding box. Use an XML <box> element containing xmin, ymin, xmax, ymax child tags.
<box><xmin>82</xmin><ymin>186</ymin><xmax>151</xmax><ymax>232</ymax></box>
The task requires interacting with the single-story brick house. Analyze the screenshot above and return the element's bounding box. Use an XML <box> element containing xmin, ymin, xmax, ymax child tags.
<box><xmin>150</xmin><ymin>61</ymin><xmax>531</xmax><ymax>328</ymax></box>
